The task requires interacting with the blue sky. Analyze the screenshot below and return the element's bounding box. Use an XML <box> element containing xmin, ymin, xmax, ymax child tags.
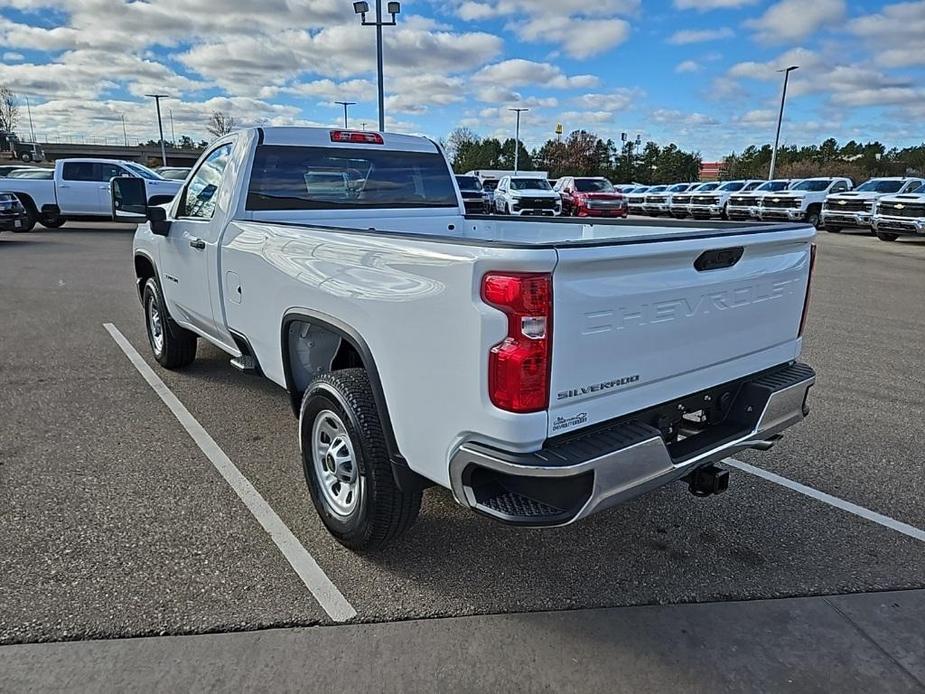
<box><xmin>0</xmin><ymin>0</ymin><xmax>922</xmax><ymax>159</ymax></box>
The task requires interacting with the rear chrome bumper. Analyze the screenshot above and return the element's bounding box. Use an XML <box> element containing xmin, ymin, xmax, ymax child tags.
<box><xmin>450</xmin><ymin>362</ymin><xmax>815</xmax><ymax>526</ymax></box>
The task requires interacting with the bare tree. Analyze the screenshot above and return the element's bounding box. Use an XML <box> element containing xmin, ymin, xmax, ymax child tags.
<box><xmin>206</xmin><ymin>111</ymin><xmax>236</xmax><ymax>138</ymax></box>
<box><xmin>0</xmin><ymin>86</ymin><xmax>19</xmax><ymax>133</ymax></box>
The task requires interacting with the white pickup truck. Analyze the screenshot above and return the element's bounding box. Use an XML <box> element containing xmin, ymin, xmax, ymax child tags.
<box><xmin>113</xmin><ymin>126</ymin><xmax>817</xmax><ymax>551</ymax></box>
<box><xmin>821</xmin><ymin>177</ymin><xmax>925</xmax><ymax>233</ymax></box>
<box><xmin>2</xmin><ymin>157</ymin><xmax>181</xmax><ymax>230</ymax></box>
<box><xmin>872</xmin><ymin>182</ymin><xmax>925</xmax><ymax>241</ymax></box>
<box><xmin>758</xmin><ymin>177</ymin><xmax>853</xmax><ymax>228</ymax></box>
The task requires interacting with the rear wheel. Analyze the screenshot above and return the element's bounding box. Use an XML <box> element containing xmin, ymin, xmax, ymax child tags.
<box><xmin>300</xmin><ymin>368</ymin><xmax>421</xmax><ymax>551</ymax></box>
<box><xmin>142</xmin><ymin>277</ymin><xmax>197</xmax><ymax>369</ymax></box>
<box><xmin>876</xmin><ymin>232</ymin><xmax>898</xmax><ymax>242</ymax></box>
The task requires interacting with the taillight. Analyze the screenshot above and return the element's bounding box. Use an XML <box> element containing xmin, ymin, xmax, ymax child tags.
<box><xmin>330</xmin><ymin>130</ymin><xmax>384</xmax><ymax>144</ymax></box>
<box><xmin>798</xmin><ymin>242</ymin><xmax>817</xmax><ymax>337</ymax></box>
<box><xmin>482</xmin><ymin>272</ymin><xmax>552</xmax><ymax>413</ymax></box>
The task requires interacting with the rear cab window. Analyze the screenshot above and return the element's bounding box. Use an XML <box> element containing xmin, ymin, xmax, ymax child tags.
<box><xmin>246</xmin><ymin>145</ymin><xmax>458</xmax><ymax>210</ymax></box>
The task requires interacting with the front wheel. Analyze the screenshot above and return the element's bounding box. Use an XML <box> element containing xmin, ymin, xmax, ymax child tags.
<box><xmin>300</xmin><ymin>368</ymin><xmax>421</xmax><ymax>551</ymax></box>
<box><xmin>876</xmin><ymin>232</ymin><xmax>898</xmax><ymax>242</ymax></box>
<box><xmin>142</xmin><ymin>277</ymin><xmax>197</xmax><ymax>369</ymax></box>
<box><xmin>40</xmin><ymin>213</ymin><xmax>65</xmax><ymax>228</ymax></box>
<box><xmin>805</xmin><ymin>209</ymin><xmax>821</xmax><ymax>228</ymax></box>
<box><xmin>19</xmin><ymin>152</ymin><xmax>33</xmax><ymax>163</ymax></box>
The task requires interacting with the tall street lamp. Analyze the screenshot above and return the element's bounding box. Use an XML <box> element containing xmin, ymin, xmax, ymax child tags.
<box><xmin>768</xmin><ymin>65</ymin><xmax>798</xmax><ymax>180</ymax></box>
<box><xmin>145</xmin><ymin>93</ymin><xmax>170</xmax><ymax>166</ymax></box>
<box><xmin>509</xmin><ymin>107</ymin><xmax>528</xmax><ymax>174</ymax></box>
<box><xmin>353</xmin><ymin>1</ymin><xmax>400</xmax><ymax>132</ymax></box>
<box><xmin>335</xmin><ymin>101</ymin><xmax>356</xmax><ymax>128</ymax></box>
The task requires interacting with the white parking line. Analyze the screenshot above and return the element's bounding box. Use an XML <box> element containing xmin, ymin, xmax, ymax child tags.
<box><xmin>103</xmin><ymin>323</ymin><xmax>357</xmax><ymax>623</ymax></box>
<box><xmin>725</xmin><ymin>458</ymin><xmax>925</xmax><ymax>543</ymax></box>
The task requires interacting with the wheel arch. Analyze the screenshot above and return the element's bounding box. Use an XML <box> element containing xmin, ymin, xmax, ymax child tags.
<box><xmin>133</xmin><ymin>251</ymin><xmax>157</xmax><ymax>303</ymax></box>
<box><xmin>281</xmin><ymin>310</ymin><xmax>427</xmax><ymax>492</ymax></box>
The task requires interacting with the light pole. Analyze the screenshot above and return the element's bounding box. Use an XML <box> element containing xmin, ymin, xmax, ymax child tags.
<box><xmin>509</xmin><ymin>107</ymin><xmax>528</xmax><ymax>174</ymax></box>
<box><xmin>145</xmin><ymin>93</ymin><xmax>170</xmax><ymax>166</ymax></box>
<box><xmin>24</xmin><ymin>96</ymin><xmax>36</xmax><ymax>143</ymax></box>
<box><xmin>353</xmin><ymin>0</ymin><xmax>401</xmax><ymax>132</ymax></box>
<box><xmin>169</xmin><ymin>108</ymin><xmax>176</xmax><ymax>144</ymax></box>
<box><xmin>335</xmin><ymin>101</ymin><xmax>356</xmax><ymax>128</ymax></box>
<box><xmin>768</xmin><ymin>65</ymin><xmax>798</xmax><ymax>180</ymax></box>
<box><xmin>121</xmin><ymin>113</ymin><xmax>128</xmax><ymax>146</ymax></box>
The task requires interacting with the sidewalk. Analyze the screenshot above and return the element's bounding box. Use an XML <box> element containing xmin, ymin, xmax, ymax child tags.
<box><xmin>2</xmin><ymin>590</ymin><xmax>923</xmax><ymax>693</ymax></box>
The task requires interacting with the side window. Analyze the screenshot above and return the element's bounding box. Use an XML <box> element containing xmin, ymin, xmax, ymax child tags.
<box><xmin>62</xmin><ymin>162</ymin><xmax>95</xmax><ymax>181</ymax></box>
<box><xmin>831</xmin><ymin>181</ymin><xmax>848</xmax><ymax>193</ymax></box>
<box><xmin>97</xmin><ymin>163</ymin><xmax>127</xmax><ymax>182</ymax></box>
<box><xmin>181</xmin><ymin>144</ymin><xmax>233</xmax><ymax>219</ymax></box>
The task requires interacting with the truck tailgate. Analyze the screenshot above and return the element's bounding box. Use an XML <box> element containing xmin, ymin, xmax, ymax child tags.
<box><xmin>548</xmin><ymin>225</ymin><xmax>815</xmax><ymax>437</ymax></box>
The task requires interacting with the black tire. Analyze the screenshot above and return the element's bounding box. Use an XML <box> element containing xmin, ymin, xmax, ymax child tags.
<box><xmin>805</xmin><ymin>208</ymin><xmax>821</xmax><ymax>228</ymax></box>
<box><xmin>300</xmin><ymin>368</ymin><xmax>421</xmax><ymax>551</ymax></box>
<box><xmin>876</xmin><ymin>232</ymin><xmax>898</xmax><ymax>242</ymax></box>
<box><xmin>19</xmin><ymin>152</ymin><xmax>33</xmax><ymax>163</ymax></box>
<box><xmin>142</xmin><ymin>277</ymin><xmax>197</xmax><ymax>369</ymax></box>
<box><xmin>40</xmin><ymin>213</ymin><xmax>65</xmax><ymax>228</ymax></box>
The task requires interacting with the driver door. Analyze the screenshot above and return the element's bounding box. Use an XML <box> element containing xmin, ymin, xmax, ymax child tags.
<box><xmin>159</xmin><ymin>142</ymin><xmax>234</xmax><ymax>343</ymax></box>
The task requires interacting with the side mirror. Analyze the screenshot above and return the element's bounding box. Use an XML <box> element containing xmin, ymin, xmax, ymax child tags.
<box><xmin>111</xmin><ymin>176</ymin><xmax>147</xmax><ymax>222</ymax></box>
<box><xmin>147</xmin><ymin>206</ymin><xmax>170</xmax><ymax>236</ymax></box>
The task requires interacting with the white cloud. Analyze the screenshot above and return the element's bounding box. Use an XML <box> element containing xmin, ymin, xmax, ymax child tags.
<box><xmin>574</xmin><ymin>89</ymin><xmax>638</xmax><ymax>111</ymax></box>
<box><xmin>473</xmin><ymin>60</ymin><xmax>598</xmax><ymax>89</ymax></box>
<box><xmin>848</xmin><ymin>1</ymin><xmax>925</xmax><ymax>67</ymax></box>
<box><xmin>651</xmin><ymin>109</ymin><xmax>719</xmax><ymax>126</ymax></box>
<box><xmin>675</xmin><ymin>60</ymin><xmax>701</xmax><ymax>73</ymax></box>
<box><xmin>667</xmin><ymin>28</ymin><xmax>733</xmax><ymax>44</ymax></box>
<box><xmin>674</xmin><ymin>0</ymin><xmax>758</xmax><ymax>9</ymax></box>
<box><xmin>3</xmin><ymin>51</ymin><xmax>24</xmax><ymax>61</ymax></box>
<box><xmin>746</xmin><ymin>0</ymin><xmax>845</xmax><ymax>43</ymax></box>
<box><xmin>454</xmin><ymin>0</ymin><xmax>635</xmax><ymax>57</ymax></box>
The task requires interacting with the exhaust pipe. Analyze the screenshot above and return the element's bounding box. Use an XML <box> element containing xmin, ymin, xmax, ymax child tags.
<box><xmin>686</xmin><ymin>464</ymin><xmax>730</xmax><ymax>497</ymax></box>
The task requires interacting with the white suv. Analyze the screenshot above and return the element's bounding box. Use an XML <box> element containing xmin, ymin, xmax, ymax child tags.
<box><xmin>494</xmin><ymin>176</ymin><xmax>562</xmax><ymax>216</ymax></box>
<box><xmin>822</xmin><ymin>177</ymin><xmax>925</xmax><ymax>233</ymax></box>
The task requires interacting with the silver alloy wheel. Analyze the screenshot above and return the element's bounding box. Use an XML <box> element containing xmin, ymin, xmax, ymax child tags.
<box><xmin>312</xmin><ymin>409</ymin><xmax>361</xmax><ymax>517</ymax></box>
<box><xmin>148</xmin><ymin>296</ymin><xmax>164</xmax><ymax>356</ymax></box>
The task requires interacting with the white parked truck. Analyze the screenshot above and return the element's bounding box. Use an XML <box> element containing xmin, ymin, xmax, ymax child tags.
<box><xmin>821</xmin><ymin>177</ymin><xmax>925</xmax><ymax>233</ymax></box>
<box><xmin>872</xmin><ymin>182</ymin><xmax>925</xmax><ymax>242</ymax></box>
<box><xmin>642</xmin><ymin>182</ymin><xmax>696</xmax><ymax>216</ymax></box>
<box><xmin>669</xmin><ymin>182</ymin><xmax>719</xmax><ymax>219</ymax></box>
<box><xmin>689</xmin><ymin>180</ymin><xmax>764</xmax><ymax>219</ymax></box>
<box><xmin>1</xmin><ymin>157</ymin><xmax>181</xmax><ymax>230</ymax></box>
<box><xmin>758</xmin><ymin>177</ymin><xmax>852</xmax><ymax>228</ymax></box>
<box><xmin>726</xmin><ymin>180</ymin><xmax>794</xmax><ymax>221</ymax></box>
<box><xmin>114</xmin><ymin>126</ymin><xmax>817</xmax><ymax>551</ymax></box>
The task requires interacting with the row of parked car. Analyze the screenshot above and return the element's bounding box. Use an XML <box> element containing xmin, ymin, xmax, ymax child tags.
<box><xmin>619</xmin><ymin>176</ymin><xmax>925</xmax><ymax>241</ymax></box>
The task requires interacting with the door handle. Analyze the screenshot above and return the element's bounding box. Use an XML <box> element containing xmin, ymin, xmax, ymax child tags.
<box><xmin>189</xmin><ymin>238</ymin><xmax>205</xmax><ymax>250</ymax></box>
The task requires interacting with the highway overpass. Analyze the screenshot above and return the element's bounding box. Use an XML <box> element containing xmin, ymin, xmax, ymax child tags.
<box><xmin>38</xmin><ymin>142</ymin><xmax>204</xmax><ymax>165</ymax></box>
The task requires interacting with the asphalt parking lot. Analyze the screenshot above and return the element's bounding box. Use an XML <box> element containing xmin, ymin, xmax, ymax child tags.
<box><xmin>2</xmin><ymin>221</ymin><xmax>924</xmax><ymax>689</ymax></box>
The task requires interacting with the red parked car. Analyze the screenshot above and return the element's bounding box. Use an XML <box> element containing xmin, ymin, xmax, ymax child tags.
<box><xmin>554</xmin><ymin>177</ymin><xmax>627</xmax><ymax>217</ymax></box>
